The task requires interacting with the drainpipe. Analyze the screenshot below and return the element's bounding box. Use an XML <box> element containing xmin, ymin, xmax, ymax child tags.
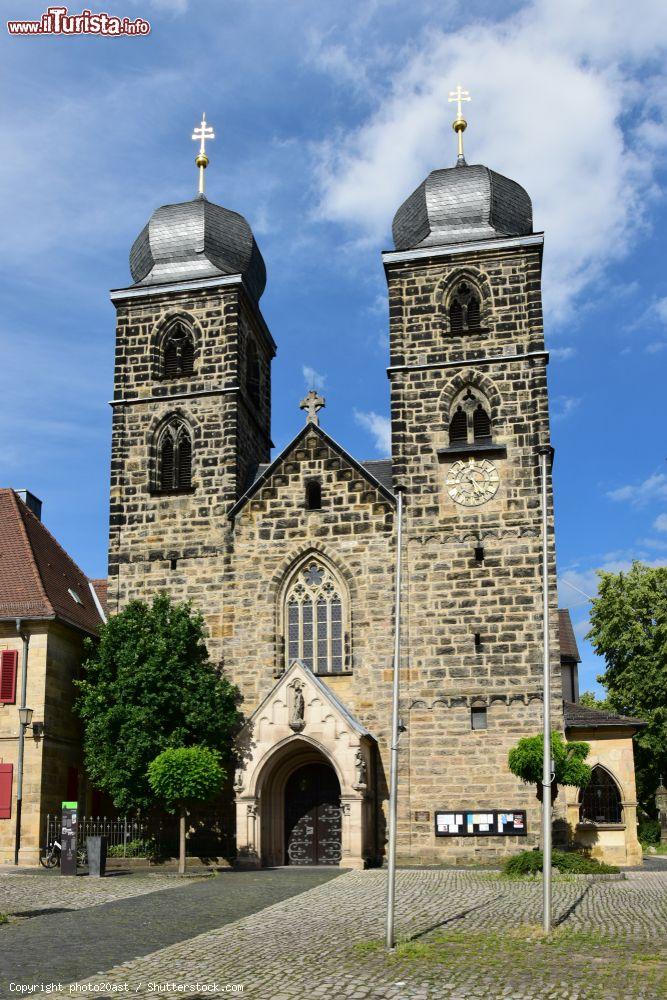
<box><xmin>385</xmin><ymin>486</ymin><xmax>404</xmax><ymax>950</ymax></box>
<box><xmin>14</xmin><ymin>619</ymin><xmax>30</xmax><ymax>866</ymax></box>
<box><xmin>538</xmin><ymin>446</ymin><xmax>553</xmax><ymax>933</ymax></box>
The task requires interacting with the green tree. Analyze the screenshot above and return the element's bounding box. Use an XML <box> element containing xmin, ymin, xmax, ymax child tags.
<box><xmin>587</xmin><ymin>561</ymin><xmax>667</xmax><ymax>813</ymax></box>
<box><xmin>579</xmin><ymin>691</ymin><xmax>612</xmax><ymax>711</ymax></box>
<box><xmin>508</xmin><ymin>731</ymin><xmax>591</xmax><ymax>809</ymax></box>
<box><xmin>148</xmin><ymin>746</ymin><xmax>224</xmax><ymax>874</ymax></box>
<box><xmin>75</xmin><ymin>594</ymin><xmax>241</xmax><ymax>812</ymax></box>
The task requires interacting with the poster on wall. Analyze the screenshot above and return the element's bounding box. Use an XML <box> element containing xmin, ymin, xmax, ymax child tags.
<box><xmin>434</xmin><ymin>809</ymin><xmax>527</xmax><ymax>837</ymax></box>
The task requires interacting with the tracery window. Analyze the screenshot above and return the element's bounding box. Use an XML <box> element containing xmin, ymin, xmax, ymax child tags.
<box><xmin>162</xmin><ymin>322</ymin><xmax>195</xmax><ymax>379</ymax></box>
<box><xmin>285</xmin><ymin>561</ymin><xmax>344</xmax><ymax>674</ymax></box>
<box><xmin>579</xmin><ymin>766</ymin><xmax>623</xmax><ymax>824</ymax></box>
<box><xmin>448</xmin><ymin>388</ymin><xmax>493</xmax><ymax>446</ymax></box>
<box><xmin>448</xmin><ymin>281</ymin><xmax>483</xmax><ymax>334</ymax></box>
<box><xmin>156</xmin><ymin>419</ymin><xmax>193</xmax><ymax>492</ymax></box>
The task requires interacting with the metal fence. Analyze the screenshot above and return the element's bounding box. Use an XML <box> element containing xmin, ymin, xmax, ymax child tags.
<box><xmin>44</xmin><ymin>813</ymin><xmax>234</xmax><ymax>860</ymax></box>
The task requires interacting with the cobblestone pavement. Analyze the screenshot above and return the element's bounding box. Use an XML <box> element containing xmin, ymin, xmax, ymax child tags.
<box><xmin>0</xmin><ymin>868</ymin><xmax>340</xmax><ymax>994</ymax></box>
<box><xmin>68</xmin><ymin>869</ymin><xmax>667</xmax><ymax>1000</ymax></box>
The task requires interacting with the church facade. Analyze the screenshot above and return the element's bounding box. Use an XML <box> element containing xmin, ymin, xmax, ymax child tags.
<box><xmin>104</xmin><ymin>132</ymin><xmax>643</xmax><ymax>868</ymax></box>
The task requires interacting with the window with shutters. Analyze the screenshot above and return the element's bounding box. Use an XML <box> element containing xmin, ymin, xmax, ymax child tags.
<box><xmin>161</xmin><ymin>321</ymin><xmax>195</xmax><ymax>380</ymax></box>
<box><xmin>0</xmin><ymin>764</ymin><xmax>13</xmax><ymax>820</ymax></box>
<box><xmin>0</xmin><ymin>650</ymin><xmax>18</xmax><ymax>704</ymax></box>
<box><xmin>283</xmin><ymin>559</ymin><xmax>349</xmax><ymax>674</ymax></box>
<box><xmin>579</xmin><ymin>766</ymin><xmax>623</xmax><ymax>824</ymax></box>
<box><xmin>155</xmin><ymin>419</ymin><xmax>193</xmax><ymax>493</ymax></box>
<box><xmin>447</xmin><ymin>280</ymin><xmax>484</xmax><ymax>334</ymax></box>
<box><xmin>448</xmin><ymin>388</ymin><xmax>493</xmax><ymax>446</ymax></box>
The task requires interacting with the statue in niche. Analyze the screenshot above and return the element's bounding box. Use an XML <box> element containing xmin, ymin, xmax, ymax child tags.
<box><xmin>289</xmin><ymin>680</ymin><xmax>306</xmax><ymax>732</ymax></box>
<box><xmin>354</xmin><ymin>750</ymin><xmax>367</xmax><ymax>787</ymax></box>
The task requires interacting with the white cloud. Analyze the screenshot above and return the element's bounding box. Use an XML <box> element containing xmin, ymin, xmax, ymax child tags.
<box><xmin>607</xmin><ymin>472</ymin><xmax>667</xmax><ymax>506</ymax></box>
<box><xmin>552</xmin><ymin>395</ymin><xmax>581</xmax><ymax>420</ymax></box>
<box><xmin>654</xmin><ymin>513</ymin><xmax>667</xmax><ymax>532</ymax></box>
<box><xmin>550</xmin><ymin>346</ymin><xmax>576</xmax><ymax>361</ymax></box>
<box><xmin>312</xmin><ymin>0</ymin><xmax>667</xmax><ymax>324</ymax></box>
<box><xmin>354</xmin><ymin>409</ymin><xmax>391</xmax><ymax>456</ymax></box>
<box><xmin>646</xmin><ymin>341</ymin><xmax>667</xmax><ymax>353</ymax></box>
<box><xmin>302</xmin><ymin>365</ymin><xmax>327</xmax><ymax>391</ymax></box>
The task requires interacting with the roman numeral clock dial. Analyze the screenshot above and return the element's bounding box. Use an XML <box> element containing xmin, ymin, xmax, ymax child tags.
<box><xmin>447</xmin><ymin>458</ymin><xmax>499</xmax><ymax>507</ymax></box>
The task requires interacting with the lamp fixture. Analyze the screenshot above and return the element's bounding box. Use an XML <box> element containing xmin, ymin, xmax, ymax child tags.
<box><xmin>18</xmin><ymin>707</ymin><xmax>33</xmax><ymax>728</ymax></box>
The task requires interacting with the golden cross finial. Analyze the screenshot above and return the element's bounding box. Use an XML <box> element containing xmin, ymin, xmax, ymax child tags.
<box><xmin>192</xmin><ymin>113</ymin><xmax>215</xmax><ymax>196</ymax></box>
<box><xmin>448</xmin><ymin>84</ymin><xmax>471</xmax><ymax>164</ymax></box>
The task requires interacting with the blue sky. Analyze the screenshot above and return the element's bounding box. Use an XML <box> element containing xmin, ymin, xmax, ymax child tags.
<box><xmin>1</xmin><ymin>0</ymin><xmax>666</xmax><ymax>694</ymax></box>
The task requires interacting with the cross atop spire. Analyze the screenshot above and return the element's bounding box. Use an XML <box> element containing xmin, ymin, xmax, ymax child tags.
<box><xmin>192</xmin><ymin>113</ymin><xmax>215</xmax><ymax>196</ymax></box>
<box><xmin>300</xmin><ymin>390</ymin><xmax>325</xmax><ymax>427</ymax></box>
<box><xmin>448</xmin><ymin>85</ymin><xmax>471</xmax><ymax>165</ymax></box>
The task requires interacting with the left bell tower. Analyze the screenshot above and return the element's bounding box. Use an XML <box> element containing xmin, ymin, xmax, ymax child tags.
<box><xmin>107</xmin><ymin>118</ymin><xmax>275</xmax><ymax>656</ymax></box>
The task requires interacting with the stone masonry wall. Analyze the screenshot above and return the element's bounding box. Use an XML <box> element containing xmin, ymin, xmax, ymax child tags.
<box><xmin>386</xmin><ymin>241</ymin><xmax>563</xmax><ymax>861</ymax></box>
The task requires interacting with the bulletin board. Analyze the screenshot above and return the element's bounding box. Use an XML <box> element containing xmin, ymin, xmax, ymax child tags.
<box><xmin>434</xmin><ymin>809</ymin><xmax>527</xmax><ymax>837</ymax></box>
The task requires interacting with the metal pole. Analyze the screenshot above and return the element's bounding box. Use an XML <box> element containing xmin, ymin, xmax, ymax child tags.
<box><xmin>14</xmin><ymin>620</ymin><xmax>30</xmax><ymax>866</ymax></box>
<box><xmin>538</xmin><ymin>447</ymin><xmax>552</xmax><ymax>933</ymax></box>
<box><xmin>386</xmin><ymin>488</ymin><xmax>404</xmax><ymax>950</ymax></box>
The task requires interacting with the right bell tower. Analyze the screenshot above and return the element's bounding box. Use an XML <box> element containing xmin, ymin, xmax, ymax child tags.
<box><xmin>383</xmin><ymin>91</ymin><xmax>563</xmax><ymax>861</ymax></box>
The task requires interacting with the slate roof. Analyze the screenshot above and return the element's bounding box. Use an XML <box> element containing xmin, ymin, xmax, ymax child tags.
<box><xmin>129</xmin><ymin>195</ymin><xmax>266</xmax><ymax>300</ymax></box>
<box><xmin>0</xmin><ymin>489</ymin><xmax>103</xmax><ymax>635</ymax></box>
<box><xmin>231</xmin><ymin>423</ymin><xmax>395</xmax><ymax>519</ymax></box>
<box><xmin>558</xmin><ymin>608</ymin><xmax>581</xmax><ymax>662</ymax></box>
<box><xmin>392</xmin><ymin>163</ymin><xmax>533</xmax><ymax>251</ymax></box>
<box><xmin>563</xmin><ymin>701</ymin><xmax>646</xmax><ymax>731</ymax></box>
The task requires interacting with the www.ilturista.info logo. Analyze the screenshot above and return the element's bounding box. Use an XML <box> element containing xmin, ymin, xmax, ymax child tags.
<box><xmin>7</xmin><ymin>6</ymin><xmax>150</xmax><ymax>35</ymax></box>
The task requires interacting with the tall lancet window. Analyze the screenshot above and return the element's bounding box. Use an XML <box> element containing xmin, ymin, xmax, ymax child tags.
<box><xmin>285</xmin><ymin>561</ymin><xmax>345</xmax><ymax>674</ymax></box>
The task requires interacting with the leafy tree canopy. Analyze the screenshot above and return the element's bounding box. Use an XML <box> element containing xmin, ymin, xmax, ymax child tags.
<box><xmin>147</xmin><ymin>746</ymin><xmax>224</xmax><ymax>813</ymax></box>
<box><xmin>587</xmin><ymin>561</ymin><xmax>667</xmax><ymax>810</ymax></box>
<box><xmin>508</xmin><ymin>731</ymin><xmax>591</xmax><ymax>789</ymax></box>
<box><xmin>75</xmin><ymin>594</ymin><xmax>241</xmax><ymax>812</ymax></box>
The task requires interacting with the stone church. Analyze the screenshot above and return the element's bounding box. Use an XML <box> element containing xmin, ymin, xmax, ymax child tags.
<box><xmin>98</xmin><ymin>121</ymin><xmax>645</xmax><ymax>869</ymax></box>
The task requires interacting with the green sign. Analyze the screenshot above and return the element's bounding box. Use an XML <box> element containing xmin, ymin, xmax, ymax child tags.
<box><xmin>61</xmin><ymin>801</ymin><xmax>78</xmax><ymax>809</ymax></box>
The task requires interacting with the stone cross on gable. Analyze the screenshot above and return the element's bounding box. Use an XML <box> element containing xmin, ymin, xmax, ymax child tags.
<box><xmin>300</xmin><ymin>390</ymin><xmax>325</xmax><ymax>426</ymax></box>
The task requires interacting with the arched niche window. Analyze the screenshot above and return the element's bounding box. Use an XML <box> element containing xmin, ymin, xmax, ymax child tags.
<box><xmin>156</xmin><ymin>419</ymin><xmax>193</xmax><ymax>493</ymax></box>
<box><xmin>162</xmin><ymin>322</ymin><xmax>195</xmax><ymax>380</ymax></box>
<box><xmin>448</xmin><ymin>388</ymin><xmax>493</xmax><ymax>446</ymax></box>
<box><xmin>448</xmin><ymin>280</ymin><xmax>483</xmax><ymax>335</ymax></box>
<box><xmin>246</xmin><ymin>338</ymin><xmax>260</xmax><ymax>408</ymax></box>
<box><xmin>305</xmin><ymin>480</ymin><xmax>322</xmax><ymax>510</ymax></box>
<box><xmin>284</xmin><ymin>559</ymin><xmax>347</xmax><ymax>674</ymax></box>
<box><xmin>579</xmin><ymin>766</ymin><xmax>623</xmax><ymax>824</ymax></box>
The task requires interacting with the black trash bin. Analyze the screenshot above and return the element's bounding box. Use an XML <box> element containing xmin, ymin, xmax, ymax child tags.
<box><xmin>87</xmin><ymin>836</ymin><xmax>108</xmax><ymax>877</ymax></box>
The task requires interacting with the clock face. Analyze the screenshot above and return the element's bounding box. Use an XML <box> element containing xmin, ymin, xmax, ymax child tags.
<box><xmin>447</xmin><ymin>458</ymin><xmax>499</xmax><ymax>507</ymax></box>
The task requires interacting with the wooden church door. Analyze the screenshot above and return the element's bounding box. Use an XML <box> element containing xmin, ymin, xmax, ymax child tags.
<box><xmin>285</xmin><ymin>762</ymin><xmax>342</xmax><ymax>865</ymax></box>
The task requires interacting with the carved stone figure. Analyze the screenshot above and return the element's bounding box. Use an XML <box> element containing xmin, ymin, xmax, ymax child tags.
<box><xmin>354</xmin><ymin>750</ymin><xmax>367</xmax><ymax>787</ymax></box>
<box><xmin>289</xmin><ymin>680</ymin><xmax>306</xmax><ymax>731</ymax></box>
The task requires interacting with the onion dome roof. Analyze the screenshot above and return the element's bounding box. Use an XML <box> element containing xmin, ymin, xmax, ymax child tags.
<box><xmin>392</xmin><ymin>163</ymin><xmax>533</xmax><ymax>251</ymax></box>
<box><xmin>129</xmin><ymin>194</ymin><xmax>266</xmax><ymax>300</ymax></box>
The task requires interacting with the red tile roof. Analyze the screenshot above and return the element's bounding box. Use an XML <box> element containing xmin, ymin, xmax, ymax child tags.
<box><xmin>0</xmin><ymin>489</ymin><xmax>103</xmax><ymax>635</ymax></box>
<box><xmin>558</xmin><ymin>608</ymin><xmax>581</xmax><ymax>662</ymax></box>
<box><xmin>90</xmin><ymin>578</ymin><xmax>108</xmax><ymax>618</ymax></box>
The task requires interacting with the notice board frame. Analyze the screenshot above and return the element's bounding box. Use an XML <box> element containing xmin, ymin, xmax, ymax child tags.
<box><xmin>434</xmin><ymin>808</ymin><xmax>527</xmax><ymax>837</ymax></box>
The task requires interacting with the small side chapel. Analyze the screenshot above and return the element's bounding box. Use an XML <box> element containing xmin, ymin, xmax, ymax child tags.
<box><xmin>104</xmin><ymin>106</ymin><xmax>643</xmax><ymax>868</ymax></box>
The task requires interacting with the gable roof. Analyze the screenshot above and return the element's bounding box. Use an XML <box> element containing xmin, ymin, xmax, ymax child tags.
<box><xmin>230</xmin><ymin>422</ymin><xmax>395</xmax><ymax>519</ymax></box>
<box><xmin>563</xmin><ymin>700</ymin><xmax>646</xmax><ymax>732</ymax></box>
<box><xmin>0</xmin><ymin>489</ymin><xmax>103</xmax><ymax>635</ymax></box>
<box><xmin>558</xmin><ymin>608</ymin><xmax>581</xmax><ymax>662</ymax></box>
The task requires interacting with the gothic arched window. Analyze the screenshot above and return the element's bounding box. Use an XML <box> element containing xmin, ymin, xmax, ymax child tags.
<box><xmin>285</xmin><ymin>560</ymin><xmax>345</xmax><ymax>674</ymax></box>
<box><xmin>579</xmin><ymin>766</ymin><xmax>623</xmax><ymax>824</ymax></box>
<box><xmin>448</xmin><ymin>281</ymin><xmax>483</xmax><ymax>334</ymax></box>
<box><xmin>448</xmin><ymin>388</ymin><xmax>493</xmax><ymax>446</ymax></box>
<box><xmin>246</xmin><ymin>338</ymin><xmax>260</xmax><ymax>408</ymax></box>
<box><xmin>162</xmin><ymin>322</ymin><xmax>195</xmax><ymax>380</ymax></box>
<box><xmin>157</xmin><ymin>419</ymin><xmax>193</xmax><ymax>492</ymax></box>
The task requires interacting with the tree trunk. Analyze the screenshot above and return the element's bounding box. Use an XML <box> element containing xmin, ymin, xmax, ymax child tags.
<box><xmin>178</xmin><ymin>807</ymin><xmax>186</xmax><ymax>876</ymax></box>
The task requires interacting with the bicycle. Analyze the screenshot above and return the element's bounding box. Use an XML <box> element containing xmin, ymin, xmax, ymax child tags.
<box><xmin>39</xmin><ymin>838</ymin><xmax>87</xmax><ymax>869</ymax></box>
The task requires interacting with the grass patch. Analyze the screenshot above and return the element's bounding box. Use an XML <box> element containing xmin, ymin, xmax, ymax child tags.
<box><xmin>0</xmin><ymin>914</ymin><xmax>8</xmax><ymax>926</ymax></box>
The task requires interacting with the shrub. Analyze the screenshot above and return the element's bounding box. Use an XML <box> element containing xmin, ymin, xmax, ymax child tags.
<box><xmin>107</xmin><ymin>838</ymin><xmax>156</xmax><ymax>858</ymax></box>
<box><xmin>502</xmin><ymin>850</ymin><xmax>620</xmax><ymax>877</ymax></box>
<box><xmin>638</xmin><ymin>818</ymin><xmax>661</xmax><ymax>846</ymax></box>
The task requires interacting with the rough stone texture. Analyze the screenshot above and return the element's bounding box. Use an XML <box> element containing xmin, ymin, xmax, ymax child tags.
<box><xmin>66</xmin><ymin>869</ymin><xmax>667</xmax><ymax>999</ymax></box>
<box><xmin>385</xmin><ymin>240</ymin><xmax>563</xmax><ymax>862</ymax></box>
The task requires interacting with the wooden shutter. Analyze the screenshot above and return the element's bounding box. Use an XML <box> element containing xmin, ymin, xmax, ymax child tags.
<box><xmin>0</xmin><ymin>764</ymin><xmax>13</xmax><ymax>819</ymax></box>
<box><xmin>473</xmin><ymin>404</ymin><xmax>492</xmax><ymax>441</ymax></box>
<box><xmin>160</xmin><ymin>435</ymin><xmax>175</xmax><ymax>490</ymax></box>
<box><xmin>177</xmin><ymin>433</ymin><xmax>192</xmax><ymax>490</ymax></box>
<box><xmin>163</xmin><ymin>338</ymin><xmax>179</xmax><ymax>379</ymax></box>
<box><xmin>181</xmin><ymin>337</ymin><xmax>194</xmax><ymax>376</ymax></box>
<box><xmin>0</xmin><ymin>650</ymin><xmax>18</xmax><ymax>704</ymax></box>
<box><xmin>449</xmin><ymin>407</ymin><xmax>468</xmax><ymax>444</ymax></box>
<box><xmin>467</xmin><ymin>295</ymin><xmax>481</xmax><ymax>329</ymax></box>
<box><xmin>449</xmin><ymin>300</ymin><xmax>463</xmax><ymax>334</ymax></box>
